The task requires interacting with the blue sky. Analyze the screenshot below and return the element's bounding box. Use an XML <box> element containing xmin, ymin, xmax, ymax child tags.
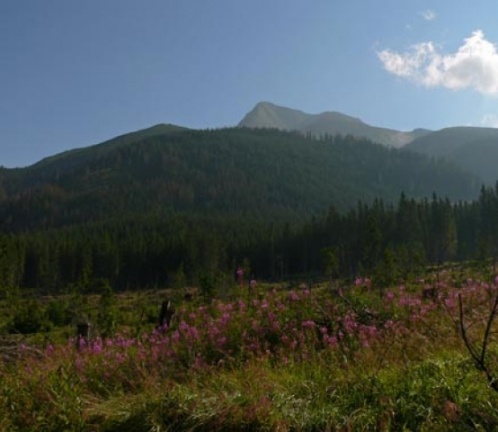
<box><xmin>2</xmin><ymin>1</ymin><xmax>498</xmax><ymax>167</ymax></box>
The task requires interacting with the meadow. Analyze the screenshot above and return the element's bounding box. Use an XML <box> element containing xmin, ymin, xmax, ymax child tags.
<box><xmin>2</xmin><ymin>268</ymin><xmax>498</xmax><ymax>431</ymax></box>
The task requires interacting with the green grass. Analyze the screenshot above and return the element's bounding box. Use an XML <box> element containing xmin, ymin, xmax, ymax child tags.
<box><xmin>2</xmin><ymin>270</ymin><xmax>498</xmax><ymax>430</ymax></box>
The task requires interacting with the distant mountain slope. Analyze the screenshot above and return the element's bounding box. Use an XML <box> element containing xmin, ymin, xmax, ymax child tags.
<box><xmin>239</xmin><ymin>102</ymin><xmax>430</xmax><ymax>148</ymax></box>
<box><xmin>0</xmin><ymin>127</ymin><xmax>479</xmax><ymax>232</ymax></box>
<box><xmin>1</xmin><ymin>124</ymin><xmax>189</xmax><ymax>193</ymax></box>
<box><xmin>32</xmin><ymin>123</ymin><xmax>189</xmax><ymax>170</ymax></box>
<box><xmin>404</xmin><ymin>127</ymin><xmax>498</xmax><ymax>184</ymax></box>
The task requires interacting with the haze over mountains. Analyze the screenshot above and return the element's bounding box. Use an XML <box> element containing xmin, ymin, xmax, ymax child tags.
<box><xmin>238</xmin><ymin>101</ymin><xmax>431</xmax><ymax>148</ymax></box>
<box><xmin>239</xmin><ymin>102</ymin><xmax>498</xmax><ymax>185</ymax></box>
<box><xmin>0</xmin><ymin>100</ymin><xmax>497</xmax><ymax>234</ymax></box>
<box><xmin>4</xmin><ymin>100</ymin><xmax>498</xmax><ymax>187</ymax></box>
<box><xmin>404</xmin><ymin>127</ymin><xmax>498</xmax><ymax>185</ymax></box>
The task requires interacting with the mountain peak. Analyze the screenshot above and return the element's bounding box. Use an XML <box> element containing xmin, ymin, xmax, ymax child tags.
<box><xmin>238</xmin><ymin>102</ymin><xmax>427</xmax><ymax>148</ymax></box>
<box><xmin>238</xmin><ymin>101</ymin><xmax>310</xmax><ymax>130</ymax></box>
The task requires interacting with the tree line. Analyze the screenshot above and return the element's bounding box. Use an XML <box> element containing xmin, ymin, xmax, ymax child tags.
<box><xmin>0</xmin><ymin>184</ymin><xmax>497</xmax><ymax>295</ymax></box>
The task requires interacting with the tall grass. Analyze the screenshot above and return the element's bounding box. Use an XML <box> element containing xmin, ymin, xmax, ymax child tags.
<box><xmin>2</xmin><ymin>272</ymin><xmax>498</xmax><ymax>430</ymax></box>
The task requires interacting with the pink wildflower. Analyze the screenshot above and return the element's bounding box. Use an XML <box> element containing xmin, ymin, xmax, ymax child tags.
<box><xmin>216</xmin><ymin>336</ymin><xmax>227</xmax><ymax>348</ymax></box>
<box><xmin>384</xmin><ymin>319</ymin><xmax>394</xmax><ymax>329</ymax></box>
<box><xmin>91</xmin><ymin>339</ymin><xmax>103</xmax><ymax>354</ymax></box>
<box><xmin>302</xmin><ymin>320</ymin><xmax>316</xmax><ymax>329</ymax></box>
<box><xmin>343</xmin><ymin>314</ymin><xmax>358</xmax><ymax>333</ymax></box>
<box><xmin>188</xmin><ymin>326</ymin><xmax>199</xmax><ymax>341</ymax></box>
<box><xmin>236</xmin><ymin>267</ymin><xmax>244</xmax><ymax>278</ymax></box>
<box><xmin>236</xmin><ymin>267</ymin><xmax>244</xmax><ymax>287</ymax></box>
<box><xmin>288</xmin><ymin>291</ymin><xmax>300</xmax><ymax>301</ymax></box>
<box><xmin>444</xmin><ymin>297</ymin><xmax>456</xmax><ymax>309</ymax></box>
<box><xmin>324</xmin><ymin>335</ymin><xmax>338</xmax><ymax>347</ymax></box>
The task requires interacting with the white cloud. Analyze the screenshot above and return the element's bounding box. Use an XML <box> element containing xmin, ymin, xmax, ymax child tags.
<box><xmin>420</xmin><ymin>9</ymin><xmax>437</xmax><ymax>21</ymax></box>
<box><xmin>481</xmin><ymin>114</ymin><xmax>498</xmax><ymax>127</ymax></box>
<box><xmin>377</xmin><ymin>30</ymin><xmax>498</xmax><ymax>96</ymax></box>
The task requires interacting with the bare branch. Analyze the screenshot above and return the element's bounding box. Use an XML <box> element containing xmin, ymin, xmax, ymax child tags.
<box><xmin>458</xmin><ymin>293</ymin><xmax>498</xmax><ymax>392</ymax></box>
<box><xmin>480</xmin><ymin>292</ymin><xmax>498</xmax><ymax>364</ymax></box>
<box><xmin>458</xmin><ymin>294</ymin><xmax>480</xmax><ymax>363</ymax></box>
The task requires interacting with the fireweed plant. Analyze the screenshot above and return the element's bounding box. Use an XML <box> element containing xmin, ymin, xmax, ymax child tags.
<box><xmin>3</xmin><ymin>274</ymin><xmax>498</xmax><ymax>430</ymax></box>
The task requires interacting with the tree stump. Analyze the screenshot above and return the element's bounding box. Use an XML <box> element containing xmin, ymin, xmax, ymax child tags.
<box><xmin>158</xmin><ymin>299</ymin><xmax>174</xmax><ymax>329</ymax></box>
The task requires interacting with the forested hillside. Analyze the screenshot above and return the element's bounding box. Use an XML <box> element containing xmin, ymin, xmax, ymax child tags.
<box><xmin>0</xmin><ymin>127</ymin><xmax>478</xmax><ymax>232</ymax></box>
<box><xmin>0</xmin><ymin>125</ymin><xmax>491</xmax><ymax>294</ymax></box>
<box><xmin>404</xmin><ymin>127</ymin><xmax>498</xmax><ymax>184</ymax></box>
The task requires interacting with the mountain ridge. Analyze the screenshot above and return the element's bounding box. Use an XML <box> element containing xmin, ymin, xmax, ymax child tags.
<box><xmin>239</xmin><ymin>102</ymin><xmax>498</xmax><ymax>184</ymax></box>
<box><xmin>238</xmin><ymin>101</ymin><xmax>430</xmax><ymax>148</ymax></box>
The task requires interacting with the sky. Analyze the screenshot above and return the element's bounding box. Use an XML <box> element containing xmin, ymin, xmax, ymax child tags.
<box><xmin>2</xmin><ymin>1</ymin><xmax>498</xmax><ymax>167</ymax></box>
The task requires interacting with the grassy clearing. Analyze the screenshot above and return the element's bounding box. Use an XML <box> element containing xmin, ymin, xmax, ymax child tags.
<box><xmin>2</xmin><ymin>271</ymin><xmax>498</xmax><ymax>430</ymax></box>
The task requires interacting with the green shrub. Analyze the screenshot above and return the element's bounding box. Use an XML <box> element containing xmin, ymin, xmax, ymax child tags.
<box><xmin>46</xmin><ymin>298</ymin><xmax>72</xmax><ymax>327</ymax></box>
